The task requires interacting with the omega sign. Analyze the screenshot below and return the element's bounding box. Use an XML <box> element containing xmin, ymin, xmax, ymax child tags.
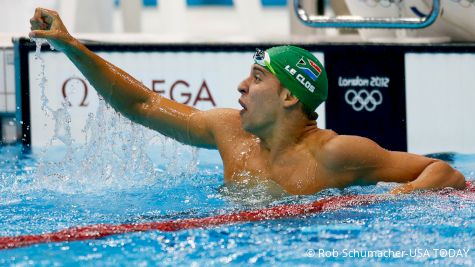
<box><xmin>338</xmin><ymin>76</ymin><xmax>389</xmax><ymax>112</ymax></box>
<box><xmin>61</xmin><ymin>78</ymin><xmax>217</xmax><ymax>107</ymax></box>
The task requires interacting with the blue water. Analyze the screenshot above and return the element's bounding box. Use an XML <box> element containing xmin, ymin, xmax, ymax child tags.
<box><xmin>0</xmin><ymin>144</ymin><xmax>474</xmax><ymax>266</ymax></box>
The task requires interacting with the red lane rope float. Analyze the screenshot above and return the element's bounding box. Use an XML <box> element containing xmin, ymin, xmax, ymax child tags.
<box><xmin>0</xmin><ymin>195</ymin><xmax>379</xmax><ymax>250</ymax></box>
<box><xmin>0</xmin><ymin>182</ymin><xmax>473</xmax><ymax>250</ymax></box>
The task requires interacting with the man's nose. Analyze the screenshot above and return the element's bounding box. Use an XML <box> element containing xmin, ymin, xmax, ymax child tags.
<box><xmin>237</xmin><ymin>78</ymin><xmax>250</xmax><ymax>94</ymax></box>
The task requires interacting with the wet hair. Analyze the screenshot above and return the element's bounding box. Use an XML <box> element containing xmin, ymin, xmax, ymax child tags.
<box><xmin>302</xmin><ymin>105</ymin><xmax>319</xmax><ymax>121</ymax></box>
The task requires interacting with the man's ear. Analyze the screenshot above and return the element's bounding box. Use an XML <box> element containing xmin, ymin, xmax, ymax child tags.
<box><xmin>281</xmin><ymin>88</ymin><xmax>299</xmax><ymax>108</ymax></box>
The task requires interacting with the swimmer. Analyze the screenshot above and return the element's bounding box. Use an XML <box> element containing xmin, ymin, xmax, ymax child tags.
<box><xmin>29</xmin><ymin>8</ymin><xmax>466</xmax><ymax>195</ymax></box>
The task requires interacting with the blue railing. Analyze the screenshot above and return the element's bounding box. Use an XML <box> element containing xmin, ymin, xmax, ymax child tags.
<box><xmin>115</xmin><ymin>0</ymin><xmax>288</xmax><ymax>7</ymax></box>
<box><xmin>294</xmin><ymin>0</ymin><xmax>441</xmax><ymax>29</ymax></box>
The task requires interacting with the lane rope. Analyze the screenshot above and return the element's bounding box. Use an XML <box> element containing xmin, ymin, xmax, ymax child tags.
<box><xmin>0</xmin><ymin>182</ymin><xmax>473</xmax><ymax>250</ymax></box>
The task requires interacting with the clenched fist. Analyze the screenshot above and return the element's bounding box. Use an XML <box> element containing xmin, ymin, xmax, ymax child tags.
<box><xmin>29</xmin><ymin>7</ymin><xmax>74</xmax><ymax>52</ymax></box>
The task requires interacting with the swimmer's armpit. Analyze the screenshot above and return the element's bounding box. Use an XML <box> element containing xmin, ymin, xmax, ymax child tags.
<box><xmin>186</xmin><ymin>111</ymin><xmax>198</xmax><ymax>145</ymax></box>
<box><xmin>182</xmin><ymin>109</ymin><xmax>217</xmax><ymax>149</ymax></box>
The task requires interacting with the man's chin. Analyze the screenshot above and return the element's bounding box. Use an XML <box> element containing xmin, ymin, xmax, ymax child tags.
<box><xmin>240</xmin><ymin>115</ymin><xmax>259</xmax><ymax>135</ymax></box>
<box><xmin>240</xmin><ymin>121</ymin><xmax>254</xmax><ymax>134</ymax></box>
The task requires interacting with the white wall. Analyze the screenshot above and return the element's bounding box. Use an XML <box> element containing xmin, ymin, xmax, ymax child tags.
<box><xmin>0</xmin><ymin>0</ymin><xmax>290</xmax><ymax>38</ymax></box>
<box><xmin>0</xmin><ymin>0</ymin><xmax>58</xmax><ymax>33</ymax></box>
<box><xmin>114</xmin><ymin>2</ymin><xmax>289</xmax><ymax>38</ymax></box>
<box><xmin>405</xmin><ymin>53</ymin><xmax>475</xmax><ymax>154</ymax></box>
<box><xmin>0</xmin><ymin>48</ymin><xmax>15</xmax><ymax>113</ymax></box>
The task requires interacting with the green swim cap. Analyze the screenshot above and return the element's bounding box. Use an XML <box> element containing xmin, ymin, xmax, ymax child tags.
<box><xmin>253</xmin><ymin>45</ymin><xmax>328</xmax><ymax>112</ymax></box>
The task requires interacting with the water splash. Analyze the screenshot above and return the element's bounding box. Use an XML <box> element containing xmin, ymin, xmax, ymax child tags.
<box><xmin>31</xmin><ymin>38</ymin><xmax>76</xmax><ymax>178</ymax></box>
<box><xmin>32</xmin><ymin>98</ymin><xmax>163</xmax><ymax>193</ymax></box>
<box><xmin>32</xmin><ymin>38</ymin><xmax>53</xmax><ymax>115</ymax></box>
<box><xmin>28</xmin><ymin>38</ymin><xmax>201</xmax><ymax>194</ymax></box>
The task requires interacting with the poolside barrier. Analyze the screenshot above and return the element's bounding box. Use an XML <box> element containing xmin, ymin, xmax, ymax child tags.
<box><xmin>0</xmin><ymin>182</ymin><xmax>473</xmax><ymax>250</ymax></box>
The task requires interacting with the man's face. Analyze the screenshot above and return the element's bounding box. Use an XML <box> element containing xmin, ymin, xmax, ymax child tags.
<box><xmin>238</xmin><ymin>64</ymin><xmax>282</xmax><ymax>134</ymax></box>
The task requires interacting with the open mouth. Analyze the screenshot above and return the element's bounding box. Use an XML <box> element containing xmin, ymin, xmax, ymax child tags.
<box><xmin>238</xmin><ymin>99</ymin><xmax>247</xmax><ymax>113</ymax></box>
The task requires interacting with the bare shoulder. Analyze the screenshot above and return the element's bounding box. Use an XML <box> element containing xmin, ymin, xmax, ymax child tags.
<box><xmin>310</xmin><ymin>133</ymin><xmax>387</xmax><ymax>170</ymax></box>
<box><xmin>322</xmin><ymin>134</ymin><xmax>383</xmax><ymax>154</ymax></box>
<box><xmin>199</xmin><ymin>108</ymin><xmax>239</xmax><ymax>121</ymax></box>
<box><xmin>186</xmin><ymin>108</ymin><xmax>249</xmax><ymax>149</ymax></box>
<box><xmin>302</xmin><ymin>128</ymin><xmax>337</xmax><ymax>160</ymax></box>
<box><xmin>201</xmin><ymin>108</ymin><xmax>241</xmax><ymax>129</ymax></box>
<box><xmin>200</xmin><ymin>108</ymin><xmax>250</xmax><ymax>139</ymax></box>
<box><xmin>303</xmin><ymin>128</ymin><xmax>338</xmax><ymax>152</ymax></box>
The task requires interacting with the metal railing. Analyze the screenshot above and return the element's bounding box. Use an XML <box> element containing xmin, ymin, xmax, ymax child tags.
<box><xmin>294</xmin><ymin>0</ymin><xmax>441</xmax><ymax>29</ymax></box>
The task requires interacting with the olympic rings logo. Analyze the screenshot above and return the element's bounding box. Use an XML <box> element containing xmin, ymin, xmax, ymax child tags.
<box><xmin>344</xmin><ymin>89</ymin><xmax>383</xmax><ymax>112</ymax></box>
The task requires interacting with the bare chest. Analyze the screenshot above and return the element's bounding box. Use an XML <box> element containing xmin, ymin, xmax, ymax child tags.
<box><xmin>221</xmin><ymin>140</ymin><xmax>335</xmax><ymax>194</ymax></box>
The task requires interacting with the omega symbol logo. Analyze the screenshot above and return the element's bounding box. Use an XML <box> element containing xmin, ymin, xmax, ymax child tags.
<box><xmin>62</xmin><ymin>77</ymin><xmax>89</xmax><ymax>107</ymax></box>
<box><xmin>344</xmin><ymin>89</ymin><xmax>383</xmax><ymax>112</ymax></box>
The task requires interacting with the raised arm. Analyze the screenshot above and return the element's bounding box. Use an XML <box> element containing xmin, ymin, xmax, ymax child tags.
<box><xmin>29</xmin><ymin>8</ymin><xmax>218</xmax><ymax>148</ymax></box>
<box><xmin>322</xmin><ymin>135</ymin><xmax>466</xmax><ymax>194</ymax></box>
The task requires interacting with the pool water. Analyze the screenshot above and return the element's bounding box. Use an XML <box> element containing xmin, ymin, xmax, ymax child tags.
<box><xmin>0</xmin><ymin>142</ymin><xmax>474</xmax><ymax>266</ymax></box>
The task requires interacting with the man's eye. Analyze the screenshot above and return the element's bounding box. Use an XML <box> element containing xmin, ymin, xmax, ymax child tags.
<box><xmin>254</xmin><ymin>75</ymin><xmax>261</xmax><ymax>81</ymax></box>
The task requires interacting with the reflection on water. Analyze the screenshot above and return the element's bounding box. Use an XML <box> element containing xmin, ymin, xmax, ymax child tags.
<box><xmin>218</xmin><ymin>177</ymin><xmax>289</xmax><ymax>207</ymax></box>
